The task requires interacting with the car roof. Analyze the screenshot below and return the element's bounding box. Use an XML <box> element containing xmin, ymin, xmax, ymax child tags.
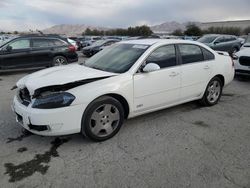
<box><xmin>120</xmin><ymin>39</ymin><xmax>199</xmax><ymax>46</ymax></box>
<box><xmin>203</xmin><ymin>34</ymin><xmax>236</xmax><ymax>37</ymax></box>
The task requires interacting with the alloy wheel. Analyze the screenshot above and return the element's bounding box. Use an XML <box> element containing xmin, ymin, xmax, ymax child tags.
<box><xmin>90</xmin><ymin>104</ymin><xmax>120</xmax><ymax>137</ymax></box>
<box><xmin>207</xmin><ymin>80</ymin><xmax>221</xmax><ymax>103</ymax></box>
<box><xmin>54</xmin><ymin>58</ymin><xmax>66</xmax><ymax>66</ymax></box>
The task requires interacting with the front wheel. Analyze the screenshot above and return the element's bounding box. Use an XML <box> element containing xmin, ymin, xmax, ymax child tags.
<box><xmin>200</xmin><ymin>77</ymin><xmax>223</xmax><ymax>106</ymax></box>
<box><xmin>81</xmin><ymin>96</ymin><xmax>124</xmax><ymax>142</ymax></box>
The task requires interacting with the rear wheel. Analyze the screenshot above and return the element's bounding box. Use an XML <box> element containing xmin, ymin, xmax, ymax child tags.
<box><xmin>52</xmin><ymin>56</ymin><xmax>68</xmax><ymax>66</ymax></box>
<box><xmin>81</xmin><ymin>96</ymin><xmax>124</xmax><ymax>142</ymax></box>
<box><xmin>200</xmin><ymin>77</ymin><xmax>223</xmax><ymax>106</ymax></box>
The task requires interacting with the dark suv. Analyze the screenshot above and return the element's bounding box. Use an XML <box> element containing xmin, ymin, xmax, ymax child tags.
<box><xmin>0</xmin><ymin>35</ymin><xmax>78</xmax><ymax>70</ymax></box>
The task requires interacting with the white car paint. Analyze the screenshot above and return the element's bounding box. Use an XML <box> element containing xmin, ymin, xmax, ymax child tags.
<box><xmin>234</xmin><ymin>47</ymin><xmax>250</xmax><ymax>75</ymax></box>
<box><xmin>12</xmin><ymin>39</ymin><xmax>234</xmax><ymax>136</ymax></box>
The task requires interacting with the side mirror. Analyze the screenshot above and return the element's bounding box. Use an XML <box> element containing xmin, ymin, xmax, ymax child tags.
<box><xmin>6</xmin><ymin>45</ymin><xmax>12</xmax><ymax>52</ymax></box>
<box><xmin>143</xmin><ymin>63</ymin><xmax>160</xmax><ymax>73</ymax></box>
<box><xmin>214</xmin><ymin>41</ymin><xmax>219</xmax><ymax>45</ymax></box>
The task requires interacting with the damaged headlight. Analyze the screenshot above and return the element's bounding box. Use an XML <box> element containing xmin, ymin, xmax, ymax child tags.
<box><xmin>32</xmin><ymin>92</ymin><xmax>75</xmax><ymax>109</ymax></box>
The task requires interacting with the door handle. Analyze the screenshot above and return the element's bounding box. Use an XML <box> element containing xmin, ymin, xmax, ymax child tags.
<box><xmin>169</xmin><ymin>72</ymin><xmax>179</xmax><ymax>77</ymax></box>
<box><xmin>204</xmin><ymin>65</ymin><xmax>210</xmax><ymax>70</ymax></box>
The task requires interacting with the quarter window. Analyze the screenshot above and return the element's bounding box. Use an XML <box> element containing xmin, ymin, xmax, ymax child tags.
<box><xmin>202</xmin><ymin>48</ymin><xmax>215</xmax><ymax>61</ymax></box>
<box><xmin>146</xmin><ymin>45</ymin><xmax>177</xmax><ymax>68</ymax></box>
<box><xmin>8</xmin><ymin>39</ymin><xmax>30</xmax><ymax>50</ymax></box>
<box><xmin>179</xmin><ymin>44</ymin><xmax>203</xmax><ymax>64</ymax></box>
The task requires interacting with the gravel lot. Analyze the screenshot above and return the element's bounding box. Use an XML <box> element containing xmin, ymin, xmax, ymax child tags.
<box><xmin>0</xmin><ymin>53</ymin><xmax>250</xmax><ymax>188</ymax></box>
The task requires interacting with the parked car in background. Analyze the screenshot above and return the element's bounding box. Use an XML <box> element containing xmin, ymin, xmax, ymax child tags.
<box><xmin>69</xmin><ymin>37</ymin><xmax>82</xmax><ymax>50</ymax></box>
<box><xmin>82</xmin><ymin>39</ymin><xmax>119</xmax><ymax>57</ymax></box>
<box><xmin>67</xmin><ymin>38</ymin><xmax>80</xmax><ymax>50</ymax></box>
<box><xmin>80</xmin><ymin>36</ymin><xmax>102</xmax><ymax>48</ymax></box>
<box><xmin>198</xmin><ymin>34</ymin><xmax>241</xmax><ymax>55</ymax></box>
<box><xmin>0</xmin><ymin>35</ymin><xmax>13</xmax><ymax>44</ymax></box>
<box><xmin>234</xmin><ymin>34</ymin><xmax>250</xmax><ymax>77</ymax></box>
<box><xmin>240</xmin><ymin>34</ymin><xmax>250</xmax><ymax>50</ymax></box>
<box><xmin>12</xmin><ymin>39</ymin><xmax>234</xmax><ymax>141</ymax></box>
<box><xmin>0</xmin><ymin>35</ymin><xmax>78</xmax><ymax>70</ymax></box>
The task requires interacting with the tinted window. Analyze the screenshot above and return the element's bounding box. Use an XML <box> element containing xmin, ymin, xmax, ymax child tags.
<box><xmin>48</xmin><ymin>39</ymin><xmax>67</xmax><ymax>46</ymax></box>
<box><xmin>198</xmin><ymin>36</ymin><xmax>217</xmax><ymax>43</ymax></box>
<box><xmin>202</xmin><ymin>48</ymin><xmax>215</xmax><ymax>61</ymax></box>
<box><xmin>8</xmin><ymin>39</ymin><xmax>30</xmax><ymax>49</ymax></box>
<box><xmin>179</xmin><ymin>44</ymin><xmax>203</xmax><ymax>64</ymax></box>
<box><xmin>224</xmin><ymin>36</ymin><xmax>235</xmax><ymax>42</ymax></box>
<box><xmin>33</xmin><ymin>38</ymin><xmax>50</xmax><ymax>48</ymax></box>
<box><xmin>215</xmin><ymin>37</ymin><xmax>225</xmax><ymax>43</ymax></box>
<box><xmin>146</xmin><ymin>45</ymin><xmax>176</xmax><ymax>68</ymax></box>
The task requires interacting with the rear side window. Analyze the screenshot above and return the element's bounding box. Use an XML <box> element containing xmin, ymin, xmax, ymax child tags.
<box><xmin>48</xmin><ymin>39</ymin><xmax>67</xmax><ymax>46</ymax></box>
<box><xmin>146</xmin><ymin>45</ymin><xmax>177</xmax><ymax>68</ymax></box>
<box><xmin>202</xmin><ymin>48</ymin><xmax>215</xmax><ymax>61</ymax></box>
<box><xmin>33</xmin><ymin>38</ymin><xmax>50</xmax><ymax>48</ymax></box>
<box><xmin>179</xmin><ymin>44</ymin><xmax>203</xmax><ymax>64</ymax></box>
<box><xmin>224</xmin><ymin>36</ymin><xmax>236</xmax><ymax>42</ymax></box>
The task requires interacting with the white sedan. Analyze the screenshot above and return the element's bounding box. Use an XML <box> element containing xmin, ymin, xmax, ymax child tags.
<box><xmin>12</xmin><ymin>39</ymin><xmax>235</xmax><ymax>141</ymax></box>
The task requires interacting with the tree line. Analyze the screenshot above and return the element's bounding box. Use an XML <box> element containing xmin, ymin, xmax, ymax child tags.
<box><xmin>83</xmin><ymin>25</ymin><xmax>153</xmax><ymax>36</ymax></box>
<box><xmin>172</xmin><ymin>24</ymin><xmax>250</xmax><ymax>36</ymax></box>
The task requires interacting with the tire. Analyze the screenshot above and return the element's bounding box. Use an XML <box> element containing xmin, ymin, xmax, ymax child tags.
<box><xmin>52</xmin><ymin>56</ymin><xmax>68</xmax><ymax>66</ymax></box>
<box><xmin>200</xmin><ymin>77</ymin><xmax>223</xmax><ymax>106</ymax></box>
<box><xmin>81</xmin><ymin>96</ymin><xmax>124</xmax><ymax>142</ymax></box>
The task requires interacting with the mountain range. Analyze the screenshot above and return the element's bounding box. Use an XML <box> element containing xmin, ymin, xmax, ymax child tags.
<box><xmin>42</xmin><ymin>22</ymin><xmax>197</xmax><ymax>36</ymax></box>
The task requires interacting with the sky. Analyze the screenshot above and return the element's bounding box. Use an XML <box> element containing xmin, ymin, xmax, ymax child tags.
<box><xmin>0</xmin><ymin>0</ymin><xmax>250</xmax><ymax>31</ymax></box>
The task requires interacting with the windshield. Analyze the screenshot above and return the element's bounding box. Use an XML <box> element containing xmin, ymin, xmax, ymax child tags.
<box><xmin>84</xmin><ymin>43</ymin><xmax>149</xmax><ymax>73</ymax></box>
<box><xmin>198</xmin><ymin>36</ymin><xmax>218</xmax><ymax>43</ymax></box>
<box><xmin>90</xmin><ymin>40</ymin><xmax>106</xmax><ymax>47</ymax></box>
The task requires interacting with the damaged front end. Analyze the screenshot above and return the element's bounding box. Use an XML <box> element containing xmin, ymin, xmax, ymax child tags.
<box><xmin>15</xmin><ymin>76</ymin><xmax>112</xmax><ymax>109</ymax></box>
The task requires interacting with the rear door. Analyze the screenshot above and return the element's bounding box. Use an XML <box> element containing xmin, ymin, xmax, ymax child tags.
<box><xmin>1</xmin><ymin>38</ymin><xmax>32</xmax><ymax>69</ymax></box>
<box><xmin>31</xmin><ymin>38</ymin><xmax>53</xmax><ymax>67</ymax></box>
<box><xmin>178</xmin><ymin>44</ymin><xmax>214</xmax><ymax>101</ymax></box>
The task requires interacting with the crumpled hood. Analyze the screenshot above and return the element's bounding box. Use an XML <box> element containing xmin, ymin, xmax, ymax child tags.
<box><xmin>16</xmin><ymin>64</ymin><xmax>117</xmax><ymax>95</ymax></box>
<box><xmin>236</xmin><ymin>47</ymin><xmax>250</xmax><ymax>56</ymax></box>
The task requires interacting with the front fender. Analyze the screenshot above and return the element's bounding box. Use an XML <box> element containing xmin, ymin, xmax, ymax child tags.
<box><xmin>68</xmin><ymin>73</ymin><xmax>134</xmax><ymax>111</ymax></box>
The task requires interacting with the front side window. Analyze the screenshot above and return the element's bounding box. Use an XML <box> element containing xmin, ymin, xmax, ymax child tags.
<box><xmin>84</xmin><ymin>43</ymin><xmax>149</xmax><ymax>73</ymax></box>
<box><xmin>8</xmin><ymin>39</ymin><xmax>30</xmax><ymax>50</ymax></box>
<box><xmin>215</xmin><ymin>37</ymin><xmax>225</xmax><ymax>43</ymax></box>
<box><xmin>179</xmin><ymin>44</ymin><xmax>203</xmax><ymax>64</ymax></box>
<box><xmin>146</xmin><ymin>45</ymin><xmax>176</xmax><ymax>68</ymax></box>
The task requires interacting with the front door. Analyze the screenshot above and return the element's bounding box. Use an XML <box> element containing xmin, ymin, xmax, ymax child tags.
<box><xmin>2</xmin><ymin>38</ymin><xmax>32</xmax><ymax>69</ymax></box>
<box><xmin>133</xmin><ymin>45</ymin><xmax>181</xmax><ymax>114</ymax></box>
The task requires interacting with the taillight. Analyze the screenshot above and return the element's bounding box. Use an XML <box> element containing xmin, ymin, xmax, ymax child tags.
<box><xmin>68</xmin><ymin>45</ymin><xmax>76</xmax><ymax>52</ymax></box>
